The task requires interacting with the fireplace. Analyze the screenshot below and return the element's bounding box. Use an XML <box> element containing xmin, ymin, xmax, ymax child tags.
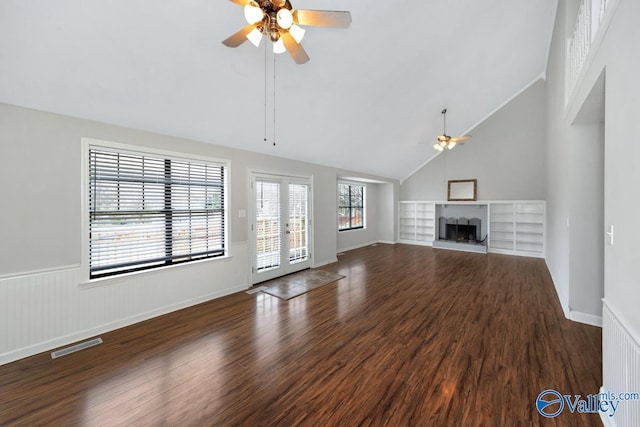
<box><xmin>439</xmin><ymin>217</ymin><xmax>482</xmax><ymax>243</ymax></box>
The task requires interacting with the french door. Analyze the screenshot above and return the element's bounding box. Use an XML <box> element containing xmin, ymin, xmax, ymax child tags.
<box><xmin>251</xmin><ymin>173</ymin><xmax>311</xmax><ymax>284</ymax></box>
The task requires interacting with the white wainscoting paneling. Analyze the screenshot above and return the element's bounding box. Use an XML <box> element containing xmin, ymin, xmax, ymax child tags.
<box><xmin>0</xmin><ymin>242</ymin><xmax>249</xmax><ymax>366</ymax></box>
<box><xmin>601</xmin><ymin>300</ymin><xmax>640</xmax><ymax>427</ymax></box>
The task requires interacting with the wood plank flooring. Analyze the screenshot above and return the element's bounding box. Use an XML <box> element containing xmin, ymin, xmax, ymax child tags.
<box><xmin>0</xmin><ymin>244</ymin><xmax>602</xmax><ymax>426</ymax></box>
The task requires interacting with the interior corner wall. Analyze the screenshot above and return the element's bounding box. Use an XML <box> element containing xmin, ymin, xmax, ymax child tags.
<box><xmin>544</xmin><ymin>1</ymin><xmax>572</xmax><ymax>315</ymax></box>
<box><xmin>0</xmin><ymin>102</ymin><xmax>399</xmax><ymax>365</ymax></box>
<box><xmin>400</xmin><ymin>78</ymin><xmax>547</xmax><ymax>201</ymax></box>
<box><xmin>545</xmin><ymin>3</ymin><xmax>640</xmax><ymax>418</ymax></box>
<box><xmin>376</xmin><ymin>183</ymin><xmax>397</xmax><ymax>243</ymax></box>
<box><xmin>545</xmin><ymin>0</ymin><xmax>640</xmax><ymax>331</ymax></box>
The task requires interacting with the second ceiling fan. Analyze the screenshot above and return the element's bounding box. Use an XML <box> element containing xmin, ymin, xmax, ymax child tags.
<box><xmin>222</xmin><ymin>0</ymin><xmax>352</xmax><ymax>64</ymax></box>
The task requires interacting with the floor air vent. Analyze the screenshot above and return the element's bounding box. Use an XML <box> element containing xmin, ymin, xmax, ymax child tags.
<box><xmin>51</xmin><ymin>338</ymin><xmax>103</xmax><ymax>359</ymax></box>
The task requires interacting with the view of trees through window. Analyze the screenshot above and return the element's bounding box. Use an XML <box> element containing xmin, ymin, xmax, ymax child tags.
<box><xmin>338</xmin><ymin>183</ymin><xmax>364</xmax><ymax>231</ymax></box>
<box><xmin>89</xmin><ymin>148</ymin><xmax>226</xmax><ymax>278</ymax></box>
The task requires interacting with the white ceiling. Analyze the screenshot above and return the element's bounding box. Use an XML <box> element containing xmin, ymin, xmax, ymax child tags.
<box><xmin>0</xmin><ymin>0</ymin><xmax>556</xmax><ymax>181</ymax></box>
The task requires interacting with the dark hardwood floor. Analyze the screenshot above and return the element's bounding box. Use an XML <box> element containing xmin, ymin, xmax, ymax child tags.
<box><xmin>0</xmin><ymin>244</ymin><xmax>602</xmax><ymax>426</ymax></box>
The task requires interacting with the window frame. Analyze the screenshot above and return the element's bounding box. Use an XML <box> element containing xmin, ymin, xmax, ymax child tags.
<box><xmin>81</xmin><ymin>138</ymin><xmax>230</xmax><ymax>282</ymax></box>
<box><xmin>338</xmin><ymin>182</ymin><xmax>365</xmax><ymax>232</ymax></box>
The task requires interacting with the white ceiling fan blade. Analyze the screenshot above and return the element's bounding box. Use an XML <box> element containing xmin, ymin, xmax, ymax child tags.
<box><xmin>281</xmin><ymin>31</ymin><xmax>310</xmax><ymax>64</ymax></box>
<box><xmin>293</xmin><ymin>10</ymin><xmax>352</xmax><ymax>28</ymax></box>
<box><xmin>450</xmin><ymin>134</ymin><xmax>471</xmax><ymax>142</ymax></box>
<box><xmin>222</xmin><ymin>25</ymin><xmax>255</xmax><ymax>47</ymax></box>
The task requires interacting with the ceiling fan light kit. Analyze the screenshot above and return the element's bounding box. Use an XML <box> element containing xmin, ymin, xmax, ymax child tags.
<box><xmin>223</xmin><ymin>0</ymin><xmax>351</xmax><ymax>64</ymax></box>
<box><xmin>433</xmin><ymin>108</ymin><xmax>471</xmax><ymax>152</ymax></box>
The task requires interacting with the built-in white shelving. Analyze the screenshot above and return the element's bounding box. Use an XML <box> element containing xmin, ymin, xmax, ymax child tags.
<box><xmin>489</xmin><ymin>203</ymin><xmax>515</xmax><ymax>251</ymax></box>
<box><xmin>514</xmin><ymin>202</ymin><xmax>545</xmax><ymax>254</ymax></box>
<box><xmin>398</xmin><ymin>202</ymin><xmax>435</xmax><ymax>246</ymax></box>
<box><xmin>399</xmin><ymin>200</ymin><xmax>545</xmax><ymax>258</ymax></box>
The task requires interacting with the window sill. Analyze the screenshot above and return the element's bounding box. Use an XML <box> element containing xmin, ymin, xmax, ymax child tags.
<box><xmin>338</xmin><ymin>227</ymin><xmax>365</xmax><ymax>233</ymax></box>
<box><xmin>78</xmin><ymin>253</ymin><xmax>233</xmax><ymax>289</ymax></box>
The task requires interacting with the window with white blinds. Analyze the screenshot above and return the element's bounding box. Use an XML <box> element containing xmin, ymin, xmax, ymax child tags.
<box><xmin>89</xmin><ymin>147</ymin><xmax>226</xmax><ymax>278</ymax></box>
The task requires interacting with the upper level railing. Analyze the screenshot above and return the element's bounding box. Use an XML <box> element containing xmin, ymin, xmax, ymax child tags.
<box><xmin>565</xmin><ymin>0</ymin><xmax>613</xmax><ymax>103</ymax></box>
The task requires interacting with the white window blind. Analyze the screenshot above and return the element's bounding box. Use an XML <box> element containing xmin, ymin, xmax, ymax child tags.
<box><xmin>288</xmin><ymin>183</ymin><xmax>309</xmax><ymax>263</ymax></box>
<box><xmin>255</xmin><ymin>179</ymin><xmax>281</xmax><ymax>272</ymax></box>
<box><xmin>89</xmin><ymin>147</ymin><xmax>226</xmax><ymax>278</ymax></box>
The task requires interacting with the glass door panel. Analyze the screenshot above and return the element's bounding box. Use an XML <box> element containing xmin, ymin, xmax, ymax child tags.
<box><xmin>252</xmin><ymin>175</ymin><xmax>311</xmax><ymax>284</ymax></box>
<box><xmin>255</xmin><ymin>180</ymin><xmax>281</xmax><ymax>273</ymax></box>
<box><xmin>288</xmin><ymin>183</ymin><xmax>309</xmax><ymax>264</ymax></box>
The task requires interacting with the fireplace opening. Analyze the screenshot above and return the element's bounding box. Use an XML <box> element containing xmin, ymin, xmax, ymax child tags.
<box><xmin>439</xmin><ymin>217</ymin><xmax>482</xmax><ymax>244</ymax></box>
<box><xmin>446</xmin><ymin>223</ymin><xmax>477</xmax><ymax>242</ymax></box>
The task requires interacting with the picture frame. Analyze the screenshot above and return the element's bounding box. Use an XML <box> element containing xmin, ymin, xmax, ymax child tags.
<box><xmin>447</xmin><ymin>179</ymin><xmax>477</xmax><ymax>201</ymax></box>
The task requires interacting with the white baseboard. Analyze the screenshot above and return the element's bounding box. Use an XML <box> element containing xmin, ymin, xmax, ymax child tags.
<box><xmin>376</xmin><ymin>240</ymin><xmax>397</xmax><ymax>245</ymax></box>
<box><xmin>313</xmin><ymin>258</ymin><xmax>338</xmax><ymax>268</ymax></box>
<box><xmin>570</xmin><ymin>310</ymin><xmax>603</xmax><ymax>327</ymax></box>
<box><xmin>397</xmin><ymin>240</ymin><xmax>433</xmax><ymax>247</ymax></box>
<box><xmin>544</xmin><ymin>258</ymin><xmax>571</xmax><ymax>319</ymax></box>
<box><xmin>336</xmin><ymin>241</ymin><xmax>378</xmax><ymax>253</ymax></box>
<box><xmin>0</xmin><ymin>283</ymin><xmax>247</xmax><ymax>366</ymax></box>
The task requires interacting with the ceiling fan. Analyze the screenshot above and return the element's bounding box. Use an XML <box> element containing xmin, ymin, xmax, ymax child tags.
<box><xmin>433</xmin><ymin>108</ymin><xmax>471</xmax><ymax>152</ymax></box>
<box><xmin>222</xmin><ymin>0</ymin><xmax>352</xmax><ymax>64</ymax></box>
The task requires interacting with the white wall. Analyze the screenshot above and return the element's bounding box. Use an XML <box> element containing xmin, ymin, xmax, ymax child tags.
<box><xmin>569</xmin><ymin>122</ymin><xmax>604</xmax><ymax>318</ymax></box>
<box><xmin>376</xmin><ymin>183</ymin><xmax>397</xmax><ymax>243</ymax></box>
<box><xmin>0</xmin><ymin>102</ymin><xmax>398</xmax><ymax>364</ymax></box>
<box><xmin>400</xmin><ymin>78</ymin><xmax>547</xmax><ymax>201</ymax></box>
<box><xmin>546</xmin><ymin>1</ymin><xmax>640</xmax><ymax>423</ymax></box>
<box><xmin>545</xmin><ymin>0</ymin><xmax>637</xmax><ymax>325</ymax></box>
<box><xmin>544</xmin><ymin>2</ymin><xmax>572</xmax><ymax>316</ymax></box>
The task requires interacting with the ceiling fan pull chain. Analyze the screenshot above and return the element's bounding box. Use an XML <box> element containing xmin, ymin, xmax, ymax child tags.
<box><xmin>273</xmin><ymin>52</ymin><xmax>276</xmax><ymax>146</ymax></box>
<box><xmin>264</xmin><ymin>39</ymin><xmax>268</xmax><ymax>145</ymax></box>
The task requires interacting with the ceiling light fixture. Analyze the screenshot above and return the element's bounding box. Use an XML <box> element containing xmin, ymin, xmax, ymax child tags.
<box><xmin>272</xmin><ymin>38</ymin><xmax>286</xmax><ymax>54</ymax></box>
<box><xmin>223</xmin><ymin>0</ymin><xmax>352</xmax><ymax>64</ymax></box>
<box><xmin>433</xmin><ymin>108</ymin><xmax>472</xmax><ymax>152</ymax></box>
<box><xmin>246</xmin><ymin>27</ymin><xmax>263</xmax><ymax>47</ymax></box>
<box><xmin>276</xmin><ymin>8</ymin><xmax>293</xmax><ymax>29</ymax></box>
<box><xmin>244</xmin><ymin>2</ymin><xmax>265</xmax><ymax>24</ymax></box>
<box><xmin>288</xmin><ymin>24</ymin><xmax>305</xmax><ymax>43</ymax></box>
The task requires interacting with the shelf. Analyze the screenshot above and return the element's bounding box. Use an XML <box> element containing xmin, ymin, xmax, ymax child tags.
<box><xmin>491</xmin><ymin>238</ymin><xmax>514</xmax><ymax>243</ymax></box>
<box><xmin>398</xmin><ymin>202</ymin><xmax>435</xmax><ymax>246</ymax></box>
<box><xmin>491</xmin><ymin>241</ymin><xmax>514</xmax><ymax>250</ymax></box>
<box><xmin>489</xmin><ymin>201</ymin><xmax>544</xmax><ymax>257</ymax></box>
<box><xmin>516</xmin><ymin>242</ymin><xmax>544</xmax><ymax>252</ymax></box>
<box><xmin>515</xmin><ymin>237</ymin><xmax>543</xmax><ymax>244</ymax></box>
<box><xmin>491</xmin><ymin>233</ymin><xmax>514</xmax><ymax>240</ymax></box>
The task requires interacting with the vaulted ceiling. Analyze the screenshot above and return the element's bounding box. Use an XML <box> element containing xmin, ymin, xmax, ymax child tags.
<box><xmin>0</xmin><ymin>0</ymin><xmax>556</xmax><ymax>180</ymax></box>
